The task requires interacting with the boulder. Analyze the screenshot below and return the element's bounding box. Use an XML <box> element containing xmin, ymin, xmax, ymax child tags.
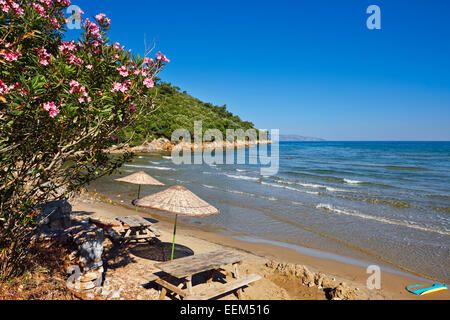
<box><xmin>37</xmin><ymin>199</ymin><xmax>72</xmax><ymax>231</ymax></box>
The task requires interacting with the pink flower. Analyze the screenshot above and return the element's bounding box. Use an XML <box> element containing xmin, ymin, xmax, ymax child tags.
<box><xmin>48</xmin><ymin>108</ymin><xmax>59</xmax><ymax>118</ymax></box>
<box><xmin>0</xmin><ymin>80</ymin><xmax>10</xmax><ymax>95</ymax></box>
<box><xmin>9</xmin><ymin>1</ymin><xmax>23</xmax><ymax>16</ymax></box>
<box><xmin>67</xmin><ymin>53</ymin><xmax>83</xmax><ymax>65</ymax></box>
<box><xmin>59</xmin><ymin>41</ymin><xmax>77</xmax><ymax>53</ymax></box>
<box><xmin>68</xmin><ymin>80</ymin><xmax>90</xmax><ymax>103</ymax></box>
<box><xmin>83</xmin><ymin>18</ymin><xmax>102</xmax><ymax>40</ymax></box>
<box><xmin>4</xmin><ymin>52</ymin><xmax>18</xmax><ymax>62</ymax></box>
<box><xmin>156</xmin><ymin>51</ymin><xmax>170</xmax><ymax>63</ymax></box>
<box><xmin>86</xmin><ymin>64</ymin><xmax>93</xmax><ymax>70</ymax></box>
<box><xmin>128</xmin><ymin>105</ymin><xmax>136</xmax><ymax>113</ymax></box>
<box><xmin>69</xmin><ymin>80</ymin><xmax>79</xmax><ymax>87</ymax></box>
<box><xmin>117</xmin><ymin>66</ymin><xmax>129</xmax><ymax>77</ymax></box>
<box><xmin>42</xmin><ymin>101</ymin><xmax>59</xmax><ymax>118</ymax></box>
<box><xmin>50</xmin><ymin>17</ymin><xmax>60</xmax><ymax>29</ymax></box>
<box><xmin>35</xmin><ymin>47</ymin><xmax>51</xmax><ymax>65</ymax></box>
<box><xmin>32</xmin><ymin>3</ymin><xmax>47</xmax><ymax>18</ymax></box>
<box><xmin>95</xmin><ymin>13</ymin><xmax>105</xmax><ymax>20</ymax></box>
<box><xmin>143</xmin><ymin>78</ymin><xmax>154</xmax><ymax>88</ymax></box>
<box><xmin>1</xmin><ymin>1</ymin><xmax>10</xmax><ymax>13</ymax></box>
<box><xmin>95</xmin><ymin>13</ymin><xmax>111</xmax><ymax>27</ymax></box>
<box><xmin>111</xmin><ymin>82</ymin><xmax>128</xmax><ymax>93</ymax></box>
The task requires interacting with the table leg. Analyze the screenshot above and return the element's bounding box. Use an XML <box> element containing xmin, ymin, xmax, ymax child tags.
<box><xmin>159</xmin><ymin>287</ymin><xmax>167</xmax><ymax>300</ymax></box>
<box><xmin>159</xmin><ymin>275</ymin><xmax>171</xmax><ymax>300</ymax></box>
<box><xmin>233</xmin><ymin>263</ymin><xmax>242</xmax><ymax>300</ymax></box>
<box><xmin>207</xmin><ymin>270</ymin><xmax>216</xmax><ymax>284</ymax></box>
<box><xmin>123</xmin><ymin>228</ymin><xmax>131</xmax><ymax>239</ymax></box>
<box><xmin>185</xmin><ymin>275</ymin><xmax>193</xmax><ymax>294</ymax></box>
<box><xmin>233</xmin><ymin>263</ymin><xmax>240</xmax><ymax>279</ymax></box>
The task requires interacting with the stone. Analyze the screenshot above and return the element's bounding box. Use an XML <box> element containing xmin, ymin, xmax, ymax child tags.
<box><xmin>101</xmin><ymin>289</ymin><xmax>110</xmax><ymax>296</ymax></box>
<box><xmin>38</xmin><ymin>200</ymin><xmax>72</xmax><ymax>231</ymax></box>
<box><xmin>301</xmin><ymin>266</ymin><xmax>315</xmax><ymax>286</ymax></box>
<box><xmin>94</xmin><ymin>287</ymin><xmax>103</xmax><ymax>295</ymax></box>
<box><xmin>110</xmin><ymin>290</ymin><xmax>121</xmax><ymax>299</ymax></box>
<box><xmin>86</xmin><ymin>293</ymin><xmax>95</xmax><ymax>299</ymax></box>
<box><xmin>314</xmin><ymin>272</ymin><xmax>326</xmax><ymax>287</ymax></box>
<box><xmin>73</xmin><ymin>225</ymin><xmax>104</xmax><ymax>245</ymax></box>
<box><xmin>321</xmin><ymin>277</ymin><xmax>335</xmax><ymax>289</ymax></box>
<box><xmin>81</xmin><ymin>271</ymin><xmax>101</xmax><ymax>282</ymax></box>
<box><xmin>83</xmin><ymin>260</ymin><xmax>103</xmax><ymax>272</ymax></box>
<box><xmin>329</xmin><ymin>282</ymin><xmax>357</xmax><ymax>300</ymax></box>
<box><xmin>79</xmin><ymin>240</ymin><xmax>103</xmax><ymax>261</ymax></box>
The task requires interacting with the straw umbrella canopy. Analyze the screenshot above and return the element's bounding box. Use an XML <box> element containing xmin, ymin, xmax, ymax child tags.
<box><xmin>114</xmin><ymin>171</ymin><xmax>164</xmax><ymax>213</ymax></box>
<box><xmin>135</xmin><ymin>185</ymin><xmax>219</xmax><ymax>260</ymax></box>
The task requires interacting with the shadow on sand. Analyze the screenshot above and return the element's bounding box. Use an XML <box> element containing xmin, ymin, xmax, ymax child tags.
<box><xmin>129</xmin><ymin>240</ymin><xmax>194</xmax><ymax>262</ymax></box>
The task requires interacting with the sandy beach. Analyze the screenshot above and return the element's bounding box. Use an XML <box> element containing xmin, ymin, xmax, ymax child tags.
<box><xmin>71</xmin><ymin>197</ymin><xmax>449</xmax><ymax>300</ymax></box>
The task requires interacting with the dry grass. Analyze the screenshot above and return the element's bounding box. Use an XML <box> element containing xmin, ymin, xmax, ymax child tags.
<box><xmin>0</xmin><ymin>242</ymin><xmax>76</xmax><ymax>300</ymax></box>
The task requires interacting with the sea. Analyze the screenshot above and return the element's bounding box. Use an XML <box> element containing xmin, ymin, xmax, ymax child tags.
<box><xmin>88</xmin><ymin>141</ymin><xmax>450</xmax><ymax>282</ymax></box>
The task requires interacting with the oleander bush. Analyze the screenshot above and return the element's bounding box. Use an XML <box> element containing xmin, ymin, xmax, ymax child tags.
<box><xmin>0</xmin><ymin>0</ymin><xmax>169</xmax><ymax>279</ymax></box>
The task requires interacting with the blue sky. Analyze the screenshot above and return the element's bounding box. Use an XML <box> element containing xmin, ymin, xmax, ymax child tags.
<box><xmin>66</xmin><ymin>0</ymin><xmax>450</xmax><ymax>140</ymax></box>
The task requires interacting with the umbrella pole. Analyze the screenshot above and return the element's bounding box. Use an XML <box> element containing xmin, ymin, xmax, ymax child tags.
<box><xmin>170</xmin><ymin>214</ymin><xmax>178</xmax><ymax>260</ymax></box>
<box><xmin>135</xmin><ymin>185</ymin><xmax>141</xmax><ymax>215</ymax></box>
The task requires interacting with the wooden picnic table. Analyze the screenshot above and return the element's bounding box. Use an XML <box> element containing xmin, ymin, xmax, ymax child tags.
<box><xmin>115</xmin><ymin>215</ymin><xmax>160</xmax><ymax>243</ymax></box>
<box><xmin>146</xmin><ymin>250</ymin><xmax>261</xmax><ymax>300</ymax></box>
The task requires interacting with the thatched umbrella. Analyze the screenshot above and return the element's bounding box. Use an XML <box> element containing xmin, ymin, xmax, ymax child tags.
<box><xmin>135</xmin><ymin>185</ymin><xmax>219</xmax><ymax>260</ymax></box>
<box><xmin>114</xmin><ymin>171</ymin><xmax>164</xmax><ymax>213</ymax></box>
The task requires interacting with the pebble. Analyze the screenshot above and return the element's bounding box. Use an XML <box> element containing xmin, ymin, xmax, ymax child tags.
<box><xmin>111</xmin><ymin>290</ymin><xmax>121</xmax><ymax>299</ymax></box>
<box><xmin>101</xmin><ymin>289</ymin><xmax>110</xmax><ymax>296</ymax></box>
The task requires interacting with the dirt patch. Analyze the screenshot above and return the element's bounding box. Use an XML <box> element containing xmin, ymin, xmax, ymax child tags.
<box><xmin>0</xmin><ymin>243</ymin><xmax>75</xmax><ymax>300</ymax></box>
<box><xmin>265</xmin><ymin>272</ymin><xmax>327</xmax><ymax>300</ymax></box>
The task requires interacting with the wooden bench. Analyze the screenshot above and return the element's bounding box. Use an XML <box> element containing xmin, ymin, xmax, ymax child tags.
<box><xmin>146</xmin><ymin>250</ymin><xmax>261</xmax><ymax>300</ymax></box>
<box><xmin>115</xmin><ymin>215</ymin><xmax>160</xmax><ymax>243</ymax></box>
<box><xmin>185</xmin><ymin>274</ymin><xmax>261</xmax><ymax>300</ymax></box>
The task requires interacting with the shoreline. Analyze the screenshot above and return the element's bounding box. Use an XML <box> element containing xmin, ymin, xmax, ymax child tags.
<box><xmin>107</xmin><ymin>137</ymin><xmax>272</xmax><ymax>154</ymax></box>
<box><xmin>72</xmin><ymin>196</ymin><xmax>449</xmax><ymax>300</ymax></box>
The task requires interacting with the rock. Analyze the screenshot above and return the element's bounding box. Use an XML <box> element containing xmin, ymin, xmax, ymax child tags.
<box><xmin>110</xmin><ymin>290</ymin><xmax>121</xmax><ymax>299</ymax></box>
<box><xmin>37</xmin><ymin>200</ymin><xmax>72</xmax><ymax>231</ymax></box>
<box><xmin>301</xmin><ymin>266</ymin><xmax>315</xmax><ymax>286</ymax></box>
<box><xmin>83</xmin><ymin>260</ymin><xmax>103</xmax><ymax>272</ymax></box>
<box><xmin>94</xmin><ymin>287</ymin><xmax>103</xmax><ymax>295</ymax></box>
<box><xmin>265</xmin><ymin>260</ymin><xmax>277</xmax><ymax>269</ymax></box>
<box><xmin>86</xmin><ymin>293</ymin><xmax>95</xmax><ymax>299</ymax></box>
<box><xmin>81</xmin><ymin>267</ymin><xmax>103</xmax><ymax>282</ymax></box>
<box><xmin>101</xmin><ymin>289</ymin><xmax>110</xmax><ymax>296</ymax></box>
<box><xmin>321</xmin><ymin>277</ymin><xmax>335</xmax><ymax>289</ymax></box>
<box><xmin>314</xmin><ymin>272</ymin><xmax>326</xmax><ymax>287</ymax></box>
<box><xmin>73</xmin><ymin>225</ymin><xmax>104</xmax><ymax>245</ymax></box>
<box><xmin>329</xmin><ymin>282</ymin><xmax>357</xmax><ymax>300</ymax></box>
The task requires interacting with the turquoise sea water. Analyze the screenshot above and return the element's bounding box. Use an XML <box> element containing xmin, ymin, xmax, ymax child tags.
<box><xmin>90</xmin><ymin>141</ymin><xmax>450</xmax><ymax>282</ymax></box>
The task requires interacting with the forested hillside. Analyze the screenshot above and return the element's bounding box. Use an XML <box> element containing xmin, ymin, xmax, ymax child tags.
<box><xmin>122</xmin><ymin>81</ymin><xmax>255</xmax><ymax>145</ymax></box>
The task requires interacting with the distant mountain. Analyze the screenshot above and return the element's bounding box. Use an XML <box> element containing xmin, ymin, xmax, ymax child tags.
<box><xmin>278</xmin><ymin>134</ymin><xmax>325</xmax><ymax>142</ymax></box>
